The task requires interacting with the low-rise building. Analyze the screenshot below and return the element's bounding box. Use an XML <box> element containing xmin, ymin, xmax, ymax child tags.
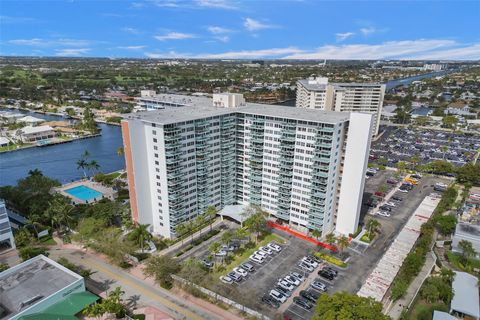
<box><xmin>0</xmin><ymin>255</ymin><xmax>98</xmax><ymax>320</ymax></box>
<box><xmin>450</xmin><ymin>271</ymin><xmax>480</xmax><ymax>319</ymax></box>
<box><xmin>18</xmin><ymin>125</ymin><xmax>56</xmax><ymax>142</ymax></box>
<box><xmin>17</xmin><ymin>116</ymin><xmax>45</xmax><ymax>126</ymax></box>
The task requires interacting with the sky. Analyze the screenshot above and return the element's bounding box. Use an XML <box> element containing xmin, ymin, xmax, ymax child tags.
<box><xmin>1</xmin><ymin>0</ymin><xmax>479</xmax><ymax>60</ymax></box>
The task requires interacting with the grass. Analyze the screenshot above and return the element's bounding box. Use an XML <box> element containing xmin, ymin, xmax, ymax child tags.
<box><xmin>214</xmin><ymin>233</ymin><xmax>286</xmax><ymax>277</ymax></box>
<box><xmin>405</xmin><ymin>295</ymin><xmax>448</xmax><ymax>320</ymax></box>
<box><xmin>314</xmin><ymin>252</ymin><xmax>347</xmax><ymax>268</ymax></box>
<box><xmin>0</xmin><ymin>143</ymin><xmax>32</xmax><ymax>152</ymax></box>
<box><xmin>39</xmin><ymin>236</ymin><xmax>57</xmax><ymax>246</ymax></box>
<box><xmin>446</xmin><ymin>251</ymin><xmax>480</xmax><ymax>272</ymax></box>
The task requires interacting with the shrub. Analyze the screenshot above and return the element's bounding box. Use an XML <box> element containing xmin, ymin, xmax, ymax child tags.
<box><xmin>314</xmin><ymin>252</ymin><xmax>347</xmax><ymax>268</ymax></box>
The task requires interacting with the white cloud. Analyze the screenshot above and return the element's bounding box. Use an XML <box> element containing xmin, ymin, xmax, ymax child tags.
<box><xmin>207</xmin><ymin>26</ymin><xmax>232</xmax><ymax>34</ymax></box>
<box><xmin>406</xmin><ymin>44</ymin><xmax>480</xmax><ymax>60</ymax></box>
<box><xmin>55</xmin><ymin>48</ymin><xmax>90</xmax><ymax>56</ymax></box>
<box><xmin>214</xmin><ymin>36</ymin><xmax>230</xmax><ymax>43</ymax></box>
<box><xmin>283</xmin><ymin>39</ymin><xmax>464</xmax><ymax>60</ymax></box>
<box><xmin>122</xmin><ymin>27</ymin><xmax>141</xmax><ymax>34</ymax></box>
<box><xmin>118</xmin><ymin>45</ymin><xmax>146</xmax><ymax>50</ymax></box>
<box><xmin>8</xmin><ymin>38</ymin><xmax>91</xmax><ymax>47</ymax></box>
<box><xmin>154</xmin><ymin>32</ymin><xmax>196</xmax><ymax>41</ymax></box>
<box><xmin>360</xmin><ymin>27</ymin><xmax>377</xmax><ymax>36</ymax></box>
<box><xmin>243</xmin><ymin>18</ymin><xmax>277</xmax><ymax>31</ymax></box>
<box><xmin>0</xmin><ymin>15</ymin><xmax>37</xmax><ymax>24</ymax></box>
<box><xmin>335</xmin><ymin>32</ymin><xmax>355</xmax><ymax>42</ymax></box>
<box><xmin>195</xmin><ymin>0</ymin><xmax>238</xmax><ymax>9</ymax></box>
<box><xmin>144</xmin><ymin>50</ymin><xmax>192</xmax><ymax>58</ymax></box>
<box><xmin>199</xmin><ymin>47</ymin><xmax>304</xmax><ymax>59</ymax></box>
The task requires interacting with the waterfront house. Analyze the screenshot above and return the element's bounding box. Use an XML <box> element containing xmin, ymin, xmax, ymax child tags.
<box><xmin>19</xmin><ymin>125</ymin><xmax>56</xmax><ymax>142</ymax></box>
<box><xmin>0</xmin><ymin>137</ymin><xmax>9</xmax><ymax>147</ymax></box>
<box><xmin>17</xmin><ymin>115</ymin><xmax>45</xmax><ymax>126</ymax></box>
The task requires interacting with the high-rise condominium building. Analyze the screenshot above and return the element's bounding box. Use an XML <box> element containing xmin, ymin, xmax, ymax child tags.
<box><xmin>296</xmin><ymin>77</ymin><xmax>385</xmax><ymax>136</ymax></box>
<box><xmin>122</xmin><ymin>94</ymin><xmax>373</xmax><ymax>239</ymax></box>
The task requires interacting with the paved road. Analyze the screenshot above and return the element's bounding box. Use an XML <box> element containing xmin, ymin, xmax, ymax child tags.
<box><xmin>48</xmin><ymin>248</ymin><xmax>224</xmax><ymax>320</ymax></box>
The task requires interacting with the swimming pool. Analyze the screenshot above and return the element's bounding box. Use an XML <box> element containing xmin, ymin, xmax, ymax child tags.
<box><xmin>64</xmin><ymin>185</ymin><xmax>103</xmax><ymax>202</ymax></box>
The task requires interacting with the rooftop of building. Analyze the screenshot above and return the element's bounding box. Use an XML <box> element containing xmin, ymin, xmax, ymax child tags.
<box><xmin>124</xmin><ymin>94</ymin><xmax>351</xmax><ymax>125</ymax></box>
<box><xmin>0</xmin><ymin>255</ymin><xmax>82</xmax><ymax>320</ymax></box>
<box><xmin>451</xmin><ymin>271</ymin><xmax>480</xmax><ymax>318</ymax></box>
<box><xmin>297</xmin><ymin>78</ymin><xmax>384</xmax><ymax>91</ymax></box>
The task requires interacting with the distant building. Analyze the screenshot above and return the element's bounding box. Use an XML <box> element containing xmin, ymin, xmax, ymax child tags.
<box><xmin>452</xmin><ymin>222</ymin><xmax>480</xmax><ymax>258</ymax></box>
<box><xmin>445</xmin><ymin>103</ymin><xmax>474</xmax><ymax>116</ymax></box>
<box><xmin>17</xmin><ymin>116</ymin><xmax>45</xmax><ymax>126</ymax></box>
<box><xmin>0</xmin><ymin>199</ymin><xmax>15</xmax><ymax>251</ymax></box>
<box><xmin>122</xmin><ymin>93</ymin><xmax>373</xmax><ymax>238</ymax></box>
<box><xmin>296</xmin><ymin>77</ymin><xmax>385</xmax><ymax>136</ymax></box>
<box><xmin>0</xmin><ymin>137</ymin><xmax>9</xmax><ymax>147</ymax></box>
<box><xmin>19</xmin><ymin>125</ymin><xmax>56</xmax><ymax>143</ymax></box>
<box><xmin>0</xmin><ymin>254</ymin><xmax>98</xmax><ymax>320</ymax></box>
<box><xmin>423</xmin><ymin>63</ymin><xmax>446</xmax><ymax>72</ymax></box>
<box><xmin>450</xmin><ymin>271</ymin><xmax>480</xmax><ymax>319</ymax></box>
<box><xmin>135</xmin><ymin>92</ymin><xmax>211</xmax><ymax>111</ymax></box>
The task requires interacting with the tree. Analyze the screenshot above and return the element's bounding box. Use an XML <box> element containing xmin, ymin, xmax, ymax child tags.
<box><xmin>414</xmin><ymin>116</ymin><xmax>431</xmax><ymax>127</ymax></box>
<box><xmin>143</xmin><ymin>255</ymin><xmax>180</xmax><ymax>289</ymax></box>
<box><xmin>87</xmin><ymin>160</ymin><xmax>101</xmax><ymax>176</ymax></box>
<box><xmin>234</xmin><ymin>227</ymin><xmax>248</xmax><ymax>241</ymax></box>
<box><xmin>325</xmin><ymin>233</ymin><xmax>336</xmax><ymax>246</ymax></box>
<box><xmin>243</xmin><ymin>208</ymin><xmax>267</xmax><ymax>243</ymax></box>
<box><xmin>435</xmin><ymin>214</ymin><xmax>457</xmax><ymax>235</ymax></box>
<box><xmin>209</xmin><ymin>242</ymin><xmax>221</xmax><ymax>265</ymax></box>
<box><xmin>44</xmin><ymin>194</ymin><xmax>74</xmax><ymax>233</ymax></box>
<box><xmin>175</xmin><ymin>223</ymin><xmax>187</xmax><ymax>245</ymax></box>
<box><xmin>394</xmin><ymin>107</ymin><xmax>411</xmax><ymax>124</ymax></box>
<box><xmin>83</xmin><ymin>286</ymin><xmax>126</xmax><ymax>318</ymax></box>
<box><xmin>366</xmin><ymin>219</ymin><xmax>381</xmax><ymax>238</ymax></box>
<box><xmin>456</xmin><ymin>163</ymin><xmax>480</xmax><ymax>186</ymax></box>
<box><xmin>221</xmin><ymin>230</ymin><xmax>234</xmax><ymax>246</ymax></box>
<box><xmin>439</xmin><ymin>267</ymin><xmax>455</xmax><ymax>283</ymax></box>
<box><xmin>312</xmin><ymin>291</ymin><xmax>390</xmax><ymax>320</ymax></box>
<box><xmin>129</xmin><ymin>223</ymin><xmax>152</xmax><ymax>252</ymax></box>
<box><xmin>77</xmin><ymin>150</ymin><xmax>90</xmax><ymax>178</ymax></box>
<box><xmin>311</xmin><ymin>229</ymin><xmax>321</xmax><ymax>240</ymax></box>
<box><xmin>205</xmin><ymin>206</ymin><xmax>217</xmax><ymax>232</ymax></box>
<box><xmin>0</xmin><ymin>263</ymin><xmax>9</xmax><ymax>272</ymax></box>
<box><xmin>459</xmin><ymin>240</ymin><xmax>477</xmax><ymax>260</ymax></box>
<box><xmin>116</xmin><ymin>147</ymin><xmax>124</xmax><ymax>157</ymax></box>
<box><xmin>336</xmin><ymin>236</ymin><xmax>350</xmax><ymax>252</ymax></box>
<box><xmin>396</xmin><ymin>161</ymin><xmax>407</xmax><ymax>174</ymax></box>
<box><xmin>391</xmin><ymin>279</ymin><xmax>409</xmax><ymax>301</ymax></box>
<box><xmin>442</xmin><ymin>115</ymin><xmax>458</xmax><ymax>129</ymax></box>
<box><xmin>440</xmin><ymin>145</ymin><xmax>449</xmax><ymax>160</ymax></box>
<box><xmin>19</xmin><ymin>246</ymin><xmax>48</xmax><ymax>261</ymax></box>
<box><xmin>195</xmin><ymin>214</ymin><xmax>205</xmax><ymax>236</ymax></box>
<box><xmin>421</xmin><ymin>281</ymin><xmax>440</xmax><ymax>303</ymax></box>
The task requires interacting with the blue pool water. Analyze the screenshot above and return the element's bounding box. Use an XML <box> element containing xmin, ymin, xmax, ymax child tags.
<box><xmin>65</xmin><ymin>185</ymin><xmax>103</xmax><ymax>201</ymax></box>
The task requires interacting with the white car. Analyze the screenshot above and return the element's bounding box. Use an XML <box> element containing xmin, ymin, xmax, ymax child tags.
<box><xmin>215</xmin><ymin>250</ymin><xmax>227</xmax><ymax>256</ymax></box>
<box><xmin>250</xmin><ymin>254</ymin><xmax>264</xmax><ymax>264</ymax></box>
<box><xmin>398</xmin><ymin>188</ymin><xmax>409</xmax><ymax>193</ymax></box>
<box><xmin>268</xmin><ymin>242</ymin><xmax>282</xmax><ymax>252</ymax></box>
<box><xmin>220</xmin><ymin>276</ymin><xmax>233</xmax><ymax>284</ymax></box>
<box><xmin>311</xmin><ymin>281</ymin><xmax>327</xmax><ymax>292</ymax></box>
<box><xmin>284</xmin><ymin>275</ymin><xmax>300</xmax><ymax>286</ymax></box>
<box><xmin>233</xmin><ymin>267</ymin><xmax>248</xmax><ymax>277</ymax></box>
<box><xmin>290</xmin><ymin>272</ymin><xmax>305</xmax><ymax>282</ymax></box>
<box><xmin>385</xmin><ymin>201</ymin><xmax>396</xmax><ymax>207</ymax></box>
<box><xmin>278</xmin><ymin>280</ymin><xmax>295</xmax><ymax>291</ymax></box>
<box><xmin>377</xmin><ymin>211</ymin><xmax>391</xmax><ymax>217</ymax></box>
<box><xmin>259</xmin><ymin>246</ymin><xmax>273</xmax><ymax>255</ymax></box>
<box><xmin>298</xmin><ymin>263</ymin><xmax>314</xmax><ymax>272</ymax></box>
<box><xmin>255</xmin><ymin>250</ymin><xmax>268</xmax><ymax>258</ymax></box>
<box><xmin>270</xmin><ymin>290</ymin><xmax>287</xmax><ymax>303</ymax></box>
<box><xmin>301</xmin><ymin>257</ymin><xmax>318</xmax><ymax>268</ymax></box>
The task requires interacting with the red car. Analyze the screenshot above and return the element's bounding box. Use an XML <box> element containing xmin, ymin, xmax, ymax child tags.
<box><xmin>375</xmin><ymin>191</ymin><xmax>386</xmax><ymax>197</ymax></box>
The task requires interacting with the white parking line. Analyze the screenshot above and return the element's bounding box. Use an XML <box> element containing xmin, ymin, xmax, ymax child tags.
<box><xmin>287</xmin><ymin>305</ymin><xmax>308</xmax><ymax>319</ymax></box>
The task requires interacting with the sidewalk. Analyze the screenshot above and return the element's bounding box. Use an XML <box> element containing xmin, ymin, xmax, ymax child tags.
<box><xmin>386</xmin><ymin>251</ymin><xmax>437</xmax><ymax>319</ymax></box>
<box><xmin>158</xmin><ymin>219</ymin><xmax>224</xmax><ymax>256</ymax></box>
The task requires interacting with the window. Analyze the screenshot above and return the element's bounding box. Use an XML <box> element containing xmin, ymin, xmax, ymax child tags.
<box><xmin>153</xmin><ymin>138</ymin><xmax>157</xmax><ymax>143</ymax></box>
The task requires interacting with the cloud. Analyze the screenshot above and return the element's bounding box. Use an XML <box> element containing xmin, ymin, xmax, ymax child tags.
<box><xmin>154</xmin><ymin>32</ymin><xmax>196</xmax><ymax>41</ymax></box>
<box><xmin>118</xmin><ymin>45</ymin><xmax>146</xmax><ymax>50</ymax></box>
<box><xmin>144</xmin><ymin>50</ymin><xmax>192</xmax><ymax>58</ymax></box>
<box><xmin>214</xmin><ymin>36</ymin><xmax>230</xmax><ymax>43</ymax></box>
<box><xmin>199</xmin><ymin>47</ymin><xmax>304</xmax><ymax>59</ymax></box>
<box><xmin>122</xmin><ymin>27</ymin><xmax>142</xmax><ymax>34</ymax></box>
<box><xmin>336</xmin><ymin>32</ymin><xmax>355</xmax><ymax>42</ymax></box>
<box><xmin>243</xmin><ymin>18</ymin><xmax>277</xmax><ymax>31</ymax></box>
<box><xmin>207</xmin><ymin>26</ymin><xmax>232</xmax><ymax>34</ymax></box>
<box><xmin>8</xmin><ymin>38</ymin><xmax>91</xmax><ymax>47</ymax></box>
<box><xmin>195</xmin><ymin>0</ymin><xmax>238</xmax><ymax>9</ymax></box>
<box><xmin>282</xmin><ymin>39</ymin><xmax>468</xmax><ymax>60</ymax></box>
<box><xmin>55</xmin><ymin>48</ymin><xmax>90</xmax><ymax>56</ymax></box>
<box><xmin>0</xmin><ymin>15</ymin><xmax>37</xmax><ymax>24</ymax></box>
<box><xmin>406</xmin><ymin>44</ymin><xmax>480</xmax><ymax>60</ymax></box>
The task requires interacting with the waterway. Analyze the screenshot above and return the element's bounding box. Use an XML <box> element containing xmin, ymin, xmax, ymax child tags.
<box><xmin>0</xmin><ymin>69</ymin><xmax>457</xmax><ymax>186</ymax></box>
<box><xmin>0</xmin><ymin>109</ymin><xmax>124</xmax><ymax>186</ymax></box>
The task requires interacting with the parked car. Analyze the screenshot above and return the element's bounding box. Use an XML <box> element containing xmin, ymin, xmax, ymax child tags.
<box><xmin>255</xmin><ymin>250</ymin><xmax>268</xmax><ymax>258</ymax></box>
<box><xmin>387</xmin><ymin>179</ymin><xmax>398</xmax><ymax>184</ymax></box>
<box><xmin>274</xmin><ymin>285</ymin><xmax>292</xmax><ymax>297</ymax></box>
<box><xmin>375</xmin><ymin>191</ymin><xmax>386</xmax><ymax>197</ymax></box>
<box><xmin>318</xmin><ymin>270</ymin><xmax>334</xmax><ymax>281</ymax></box>
<box><xmin>233</xmin><ymin>267</ymin><xmax>248</xmax><ymax>277</ymax></box>
<box><xmin>321</xmin><ymin>267</ymin><xmax>337</xmax><ymax>277</ymax></box>
<box><xmin>250</xmin><ymin>254</ymin><xmax>264</xmax><ymax>264</ymax></box>
<box><xmin>220</xmin><ymin>276</ymin><xmax>233</xmax><ymax>284</ymax></box>
<box><xmin>398</xmin><ymin>188</ymin><xmax>409</xmax><ymax>193</ymax></box>
<box><xmin>298</xmin><ymin>263</ymin><xmax>314</xmax><ymax>272</ymax></box>
<box><xmin>267</xmin><ymin>242</ymin><xmax>282</xmax><ymax>252</ymax></box>
<box><xmin>323</xmin><ymin>266</ymin><xmax>338</xmax><ymax>276</ymax></box>
<box><xmin>385</xmin><ymin>201</ymin><xmax>396</xmax><ymax>207</ymax></box>
<box><xmin>241</xmin><ymin>263</ymin><xmax>255</xmax><ymax>272</ymax></box>
<box><xmin>202</xmin><ymin>259</ymin><xmax>214</xmax><ymax>269</ymax></box>
<box><xmin>300</xmin><ymin>290</ymin><xmax>317</xmax><ymax>303</ymax></box>
<box><xmin>259</xmin><ymin>246</ymin><xmax>273</xmax><ymax>255</ymax></box>
<box><xmin>278</xmin><ymin>280</ymin><xmax>295</xmax><ymax>291</ymax></box>
<box><xmin>311</xmin><ymin>280</ymin><xmax>327</xmax><ymax>291</ymax></box>
<box><xmin>284</xmin><ymin>275</ymin><xmax>300</xmax><ymax>286</ymax></box>
<box><xmin>221</xmin><ymin>244</ymin><xmax>235</xmax><ymax>252</ymax></box>
<box><xmin>290</xmin><ymin>272</ymin><xmax>305</xmax><ymax>282</ymax></box>
<box><xmin>262</xmin><ymin>295</ymin><xmax>280</xmax><ymax>308</ymax></box>
<box><xmin>215</xmin><ymin>250</ymin><xmax>227</xmax><ymax>256</ymax></box>
<box><xmin>392</xmin><ymin>196</ymin><xmax>403</xmax><ymax>201</ymax></box>
<box><xmin>377</xmin><ymin>211</ymin><xmax>391</xmax><ymax>217</ymax></box>
<box><xmin>293</xmin><ymin>297</ymin><xmax>313</xmax><ymax>309</ymax></box>
<box><xmin>269</xmin><ymin>290</ymin><xmax>287</xmax><ymax>304</ymax></box>
<box><xmin>228</xmin><ymin>272</ymin><xmax>242</xmax><ymax>282</ymax></box>
<box><xmin>301</xmin><ymin>257</ymin><xmax>318</xmax><ymax>268</ymax></box>
<box><xmin>411</xmin><ymin>174</ymin><xmax>422</xmax><ymax>180</ymax></box>
<box><xmin>379</xmin><ymin>205</ymin><xmax>392</xmax><ymax>212</ymax></box>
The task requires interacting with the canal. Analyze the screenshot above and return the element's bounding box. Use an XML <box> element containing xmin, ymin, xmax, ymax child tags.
<box><xmin>0</xmin><ymin>109</ymin><xmax>124</xmax><ymax>186</ymax></box>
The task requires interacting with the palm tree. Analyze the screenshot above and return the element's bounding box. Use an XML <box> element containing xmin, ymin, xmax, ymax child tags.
<box><xmin>77</xmin><ymin>150</ymin><xmax>90</xmax><ymax>178</ymax></box>
<box><xmin>116</xmin><ymin>147</ymin><xmax>124</xmax><ymax>157</ymax></box>
<box><xmin>235</xmin><ymin>227</ymin><xmax>248</xmax><ymax>241</ymax></box>
<box><xmin>366</xmin><ymin>219</ymin><xmax>381</xmax><ymax>238</ymax></box>
<box><xmin>209</xmin><ymin>242</ymin><xmax>221</xmax><ymax>265</ymax></box>
<box><xmin>221</xmin><ymin>230</ymin><xmax>234</xmax><ymax>246</ymax></box>
<box><xmin>325</xmin><ymin>233</ymin><xmax>336</xmax><ymax>246</ymax></box>
<box><xmin>336</xmin><ymin>236</ymin><xmax>350</xmax><ymax>253</ymax></box>
<box><xmin>195</xmin><ymin>215</ymin><xmax>205</xmax><ymax>236</ymax></box>
<box><xmin>244</xmin><ymin>210</ymin><xmax>267</xmax><ymax>243</ymax></box>
<box><xmin>187</xmin><ymin>219</ymin><xmax>196</xmax><ymax>243</ymax></box>
<box><xmin>28</xmin><ymin>169</ymin><xmax>43</xmax><ymax>177</ymax></box>
<box><xmin>175</xmin><ymin>223</ymin><xmax>187</xmax><ymax>245</ymax></box>
<box><xmin>88</xmin><ymin>160</ymin><xmax>101</xmax><ymax>176</ymax></box>
<box><xmin>130</xmin><ymin>223</ymin><xmax>152</xmax><ymax>252</ymax></box>
<box><xmin>205</xmin><ymin>206</ymin><xmax>217</xmax><ymax>232</ymax></box>
<box><xmin>311</xmin><ymin>229</ymin><xmax>321</xmax><ymax>240</ymax></box>
<box><xmin>440</xmin><ymin>145</ymin><xmax>448</xmax><ymax>160</ymax></box>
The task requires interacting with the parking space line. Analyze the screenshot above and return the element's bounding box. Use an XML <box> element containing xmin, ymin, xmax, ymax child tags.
<box><xmin>286</xmin><ymin>306</ymin><xmax>308</xmax><ymax>320</ymax></box>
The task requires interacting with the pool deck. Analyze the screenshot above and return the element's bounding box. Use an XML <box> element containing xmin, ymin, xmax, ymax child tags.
<box><xmin>56</xmin><ymin>179</ymin><xmax>115</xmax><ymax>204</ymax></box>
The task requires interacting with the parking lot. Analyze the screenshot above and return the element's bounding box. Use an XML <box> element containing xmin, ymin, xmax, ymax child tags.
<box><xmin>282</xmin><ymin>170</ymin><xmax>449</xmax><ymax>320</ymax></box>
<box><xmin>371</xmin><ymin>126</ymin><xmax>479</xmax><ymax>167</ymax></box>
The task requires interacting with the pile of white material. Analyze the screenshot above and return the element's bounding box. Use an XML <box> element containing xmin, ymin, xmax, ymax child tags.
<box><xmin>357</xmin><ymin>193</ymin><xmax>441</xmax><ymax>302</ymax></box>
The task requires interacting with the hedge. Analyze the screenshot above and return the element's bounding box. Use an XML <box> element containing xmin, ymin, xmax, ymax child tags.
<box><xmin>314</xmin><ymin>252</ymin><xmax>347</xmax><ymax>268</ymax></box>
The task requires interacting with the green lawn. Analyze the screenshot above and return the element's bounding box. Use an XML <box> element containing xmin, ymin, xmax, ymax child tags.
<box><xmin>406</xmin><ymin>298</ymin><xmax>448</xmax><ymax>320</ymax></box>
<box><xmin>0</xmin><ymin>143</ymin><xmax>32</xmax><ymax>152</ymax></box>
<box><xmin>39</xmin><ymin>236</ymin><xmax>57</xmax><ymax>246</ymax></box>
<box><xmin>214</xmin><ymin>233</ymin><xmax>286</xmax><ymax>277</ymax></box>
